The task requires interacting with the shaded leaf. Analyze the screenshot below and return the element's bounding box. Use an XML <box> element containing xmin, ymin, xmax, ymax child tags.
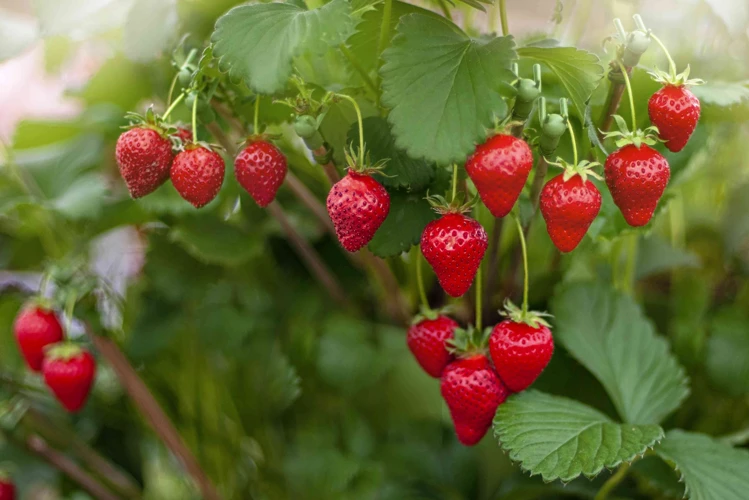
<box><xmin>691</xmin><ymin>81</ymin><xmax>749</xmax><ymax>107</ymax></box>
<box><xmin>636</xmin><ymin>235</ymin><xmax>700</xmax><ymax>279</ymax></box>
<box><xmin>367</xmin><ymin>190</ymin><xmax>437</xmax><ymax>258</ymax></box>
<box><xmin>170</xmin><ymin>216</ymin><xmax>263</xmax><ymax>266</ymax></box>
<box><xmin>705</xmin><ymin>309</ymin><xmax>749</xmax><ymax>396</ymax></box>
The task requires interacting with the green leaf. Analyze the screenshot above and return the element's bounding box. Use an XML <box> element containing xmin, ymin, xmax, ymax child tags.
<box><xmin>380</xmin><ymin>14</ymin><xmax>516</xmax><ymax>164</ymax></box>
<box><xmin>656</xmin><ymin>430</ymin><xmax>749</xmax><ymax>500</ymax></box>
<box><xmin>50</xmin><ymin>173</ymin><xmax>108</xmax><ymax>219</ymax></box>
<box><xmin>631</xmin><ymin>456</ymin><xmax>686</xmax><ymax>500</ymax></box>
<box><xmin>212</xmin><ymin>0</ymin><xmax>355</xmax><ymax>94</ymax></box>
<box><xmin>518</xmin><ymin>44</ymin><xmax>604</xmax><ymax>115</ymax></box>
<box><xmin>691</xmin><ymin>81</ymin><xmax>749</xmax><ymax>107</ymax></box>
<box><xmin>552</xmin><ymin>283</ymin><xmax>689</xmax><ymax>424</ymax></box>
<box><xmin>705</xmin><ymin>309</ymin><xmax>749</xmax><ymax>396</ymax></box>
<box><xmin>170</xmin><ymin>216</ymin><xmax>264</xmax><ymax>266</ymax></box>
<box><xmin>494</xmin><ymin>391</ymin><xmax>664</xmax><ymax>482</ymax></box>
<box><xmin>367</xmin><ymin>190</ymin><xmax>437</xmax><ymax>258</ymax></box>
<box><xmin>347</xmin><ymin>116</ymin><xmax>435</xmax><ymax>190</ymax></box>
<box><xmin>635</xmin><ymin>235</ymin><xmax>700</xmax><ymax>279</ymax></box>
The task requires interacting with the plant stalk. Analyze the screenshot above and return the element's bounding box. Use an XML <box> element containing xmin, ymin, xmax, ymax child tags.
<box><xmin>498</xmin><ymin>0</ymin><xmax>509</xmax><ymax>36</ymax></box>
<box><xmin>594</xmin><ymin>463</ymin><xmax>631</xmax><ymax>500</ymax></box>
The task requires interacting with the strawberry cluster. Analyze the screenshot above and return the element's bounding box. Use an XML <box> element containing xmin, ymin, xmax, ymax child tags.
<box><xmin>12</xmin><ymin>303</ymin><xmax>96</xmax><ymax>413</ymax></box>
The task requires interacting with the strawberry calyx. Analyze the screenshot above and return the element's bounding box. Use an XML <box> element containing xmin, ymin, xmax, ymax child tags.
<box><xmin>411</xmin><ymin>305</ymin><xmax>453</xmax><ymax>325</ymax></box>
<box><xmin>183</xmin><ymin>141</ymin><xmax>223</xmax><ymax>153</ymax></box>
<box><xmin>499</xmin><ymin>299</ymin><xmax>552</xmax><ymax>329</ymax></box>
<box><xmin>123</xmin><ymin>108</ymin><xmax>175</xmax><ymax>138</ymax></box>
<box><xmin>241</xmin><ymin>133</ymin><xmax>281</xmax><ymax>148</ymax></box>
<box><xmin>648</xmin><ymin>65</ymin><xmax>705</xmax><ymax>88</ymax></box>
<box><xmin>546</xmin><ymin>158</ymin><xmax>603</xmax><ymax>183</ymax></box>
<box><xmin>447</xmin><ymin>325</ymin><xmax>490</xmax><ymax>358</ymax></box>
<box><xmin>602</xmin><ymin>115</ymin><xmax>661</xmax><ymax>149</ymax></box>
<box><xmin>343</xmin><ymin>146</ymin><xmax>388</xmax><ymax>176</ymax></box>
<box><xmin>425</xmin><ymin>193</ymin><xmax>477</xmax><ymax>215</ymax></box>
<box><xmin>44</xmin><ymin>341</ymin><xmax>84</xmax><ymax>362</ymax></box>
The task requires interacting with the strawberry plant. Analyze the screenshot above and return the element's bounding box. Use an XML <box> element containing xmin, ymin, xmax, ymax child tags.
<box><xmin>1</xmin><ymin>1</ymin><xmax>749</xmax><ymax>499</ymax></box>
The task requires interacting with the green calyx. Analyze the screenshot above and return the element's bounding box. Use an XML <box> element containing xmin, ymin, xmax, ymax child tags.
<box><xmin>411</xmin><ymin>305</ymin><xmax>453</xmax><ymax>325</ymax></box>
<box><xmin>648</xmin><ymin>65</ymin><xmax>705</xmax><ymax>88</ymax></box>
<box><xmin>425</xmin><ymin>193</ymin><xmax>477</xmax><ymax>215</ymax></box>
<box><xmin>44</xmin><ymin>342</ymin><xmax>84</xmax><ymax>362</ymax></box>
<box><xmin>343</xmin><ymin>145</ymin><xmax>388</xmax><ymax>176</ymax></box>
<box><xmin>447</xmin><ymin>325</ymin><xmax>491</xmax><ymax>357</ymax></box>
<box><xmin>602</xmin><ymin>115</ymin><xmax>661</xmax><ymax>148</ymax></box>
<box><xmin>547</xmin><ymin>158</ymin><xmax>603</xmax><ymax>183</ymax></box>
<box><xmin>123</xmin><ymin>109</ymin><xmax>172</xmax><ymax>137</ymax></box>
<box><xmin>500</xmin><ymin>299</ymin><xmax>553</xmax><ymax>329</ymax></box>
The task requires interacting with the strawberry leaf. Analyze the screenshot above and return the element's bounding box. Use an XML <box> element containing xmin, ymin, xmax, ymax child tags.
<box><xmin>494</xmin><ymin>391</ymin><xmax>664</xmax><ymax>482</ymax></box>
<box><xmin>552</xmin><ymin>283</ymin><xmax>689</xmax><ymax>424</ymax></box>
<box><xmin>367</xmin><ymin>190</ymin><xmax>437</xmax><ymax>258</ymax></box>
<box><xmin>380</xmin><ymin>14</ymin><xmax>516</xmax><ymax>164</ymax></box>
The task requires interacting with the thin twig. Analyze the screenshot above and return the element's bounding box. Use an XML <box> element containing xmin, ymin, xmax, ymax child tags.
<box><xmin>597</xmin><ymin>63</ymin><xmax>632</xmax><ymax>139</ymax></box>
<box><xmin>285</xmin><ymin>172</ymin><xmax>335</xmax><ymax>233</ymax></box>
<box><xmin>594</xmin><ymin>463</ymin><xmax>631</xmax><ymax>500</ymax></box>
<box><xmin>312</xmin><ymin>146</ymin><xmax>341</xmax><ymax>184</ymax></box>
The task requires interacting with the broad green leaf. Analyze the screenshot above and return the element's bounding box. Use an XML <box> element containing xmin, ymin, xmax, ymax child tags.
<box><xmin>494</xmin><ymin>391</ymin><xmax>663</xmax><ymax>482</ymax></box>
<box><xmin>50</xmin><ymin>173</ymin><xmax>108</xmax><ymax>219</ymax></box>
<box><xmin>367</xmin><ymin>190</ymin><xmax>437</xmax><ymax>258</ymax></box>
<box><xmin>123</xmin><ymin>0</ymin><xmax>178</xmax><ymax>62</ymax></box>
<box><xmin>518</xmin><ymin>44</ymin><xmax>604</xmax><ymax>115</ymax></box>
<box><xmin>705</xmin><ymin>309</ymin><xmax>749</xmax><ymax>396</ymax></box>
<box><xmin>552</xmin><ymin>283</ymin><xmax>689</xmax><ymax>424</ymax></box>
<box><xmin>656</xmin><ymin>430</ymin><xmax>749</xmax><ymax>500</ymax></box>
<box><xmin>170</xmin><ymin>216</ymin><xmax>264</xmax><ymax>266</ymax></box>
<box><xmin>347</xmin><ymin>117</ymin><xmax>435</xmax><ymax>190</ymax></box>
<box><xmin>380</xmin><ymin>14</ymin><xmax>516</xmax><ymax>164</ymax></box>
<box><xmin>692</xmin><ymin>81</ymin><xmax>749</xmax><ymax>107</ymax></box>
<box><xmin>635</xmin><ymin>235</ymin><xmax>700</xmax><ymax>279</ymax></box>
<box><xmin>212</xmin><ymin>0</ymin><xmax>355</xmax><ymax>94</ymax></box>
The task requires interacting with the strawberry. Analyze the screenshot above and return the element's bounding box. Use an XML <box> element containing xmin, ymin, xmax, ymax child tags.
<box><xmin>441</xmin><ymin>327</ymin><xmax>508</xmax><ymax>446</ymax></box>
<box><xmin>465</xmin><ymin>134</ymin><xmax>533</xmax><ymax>218</ymax></box>
<box><xmin>648</xmin><ymin>85</ymin><xmax>700</xmax><ymax>153</ymax></box>
<box><xmin>171</xmin><ymin>145</ymin><xmax>225</xmax><ymax>208</ymax></box>
<box><xmin>421</xmin><ymin>199</ymin><xmax>487</xmax><ymax>298</ymax></box>
<box><xmin>489</xmin><ymin>302</ymin><xmax>554</xmax><ymax>392</ymax></box>
<box><xmin>174</xmin><ymin>127</ymin><xmax>192</xmax><ymax>144</ymax></box>
<box><xmin>0</xmin><ymin>476</ymin><xmax>14</xmax><ymax>500</ymax></box>
<box><xmin>235</xmin><ymin>140</ymin><xmax>288</xmax><ymax>208</ymax></box>
<box><xmin>115</xmin><ymin>127</ymin><xmax>173</xmax><ymax>198</ymax></box>
<box><xmin>326</xmin><ymin>149</ymin><xmax>390</xmax><ymax>252</ymax></box>
<box><xmin>42</xmin><ymin>343</ymin><xmax>96</xmax><ymax>413</ymax></box>
<box><xmin>13</xmin><ymin>303</ymin><xmax>64</xmax><ymax>372</ymax></box>
<box><xmin>407</xmin><ymin>312</ymin><xmax>458</xmax><ymax>378</ymax></box>
<box><xmin>540</xmin><ymin>160</ymin><xmax>602</xmax><ymax>253</ymax></box>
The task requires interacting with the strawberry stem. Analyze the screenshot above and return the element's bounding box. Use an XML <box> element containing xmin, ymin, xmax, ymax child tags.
<box><xmin>191</xmin><ymin>92</ymin><xmax>199</xmax><ymax>144</ymax></box>
<box><xmin>416</xmin><ymin>250</ymin><xmax>429</xmax><ymax>309</ymax></box>
<box><xmin>451</xmin><ymin>163</ymin><xmax>458</xmax><ymax>202</ymax></box>
<box><xmin>616</xmin><ymin>59</ymin><xmax>637</xmax><ymax>132</ymax></box>
<box><xmin>566</xmin><ymin>118</ymin><xmax>578</xmax><ymax>166</ymax></box>
<box><xmin>498</xmin><ymin>0</ymin><xmax>509</xmax><ymax>35</ymax></box>
<box><xmin>64</xmin><ymin>294</ymin><xmax>76</xmax><ymax>340</ymax></box>
<box><xmin>513</xmin><ymin>214</ymin><xmax>529</xmax><ymax>316</ymax></box>
<box><xmin>336</xmin><ymin>94</ymin><xmax>365</xmax><ymax>167</ymax></box>
<box><xmin>167</xmin><ymin>48</ymin><xmax>197</xmax><ymax>106</ymax></box>
<box><xmin>162</xmin><ymin>92</ymin><xmax>186</xmax><ymax>121</ymax></box>
<box><xmin>475</xmin><ymin>259</ymin><xmax>483</xmax><ymax>330</ymax></box>
<box><xmin>253</xmin><ymin>95</ymin><xmax>261</xmax><ymax>135</ymax></box>
<box><xmin>648</xmin><ymin>32</ymin><xmax>678</xmax><ymax>81</ymax></box>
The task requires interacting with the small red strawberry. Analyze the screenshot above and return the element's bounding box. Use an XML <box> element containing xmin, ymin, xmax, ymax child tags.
<box><xmin>0</xmin><ymin>475</ymin><xmax>15</xmax><ymax>500</ymax></box>
<box><xmin>13</xmin><ymin>303</ymin><xmax>64</xmax><ymax>372</ymax></box>
<box><xmin>171</xmin><ymin>144</ymin><xmax>225</xmax><ymax>208</ymax></box>
<box><xmin>174</xmin><ymin>127</ymin><xmax>192</xmax><ymax>144</ymax></box>
<box><xmin>407</xmin><ymin>311</ymin><xmax>458</xmax><ymax>378</ymax></box>
<box><xmin>421</xmin><ymin>198</ymin><xmax>487</xmax><ymax>298</ymax></box>
<box><xmin>42</xmin><ymin>343</ymin><xmax>96</xmax><ymax>413</ymax></box>
<box><xmin>441</xmin><ymin>327</ymin><xmax>508</xmax><ymax>446</ymax></box>
<box><xmin>115</xmin><ymin>126</ymin><xmax>173</xmax><ymax>198</ymax></box>
<box><xmin>326</xmin><ymin>149</ymin><xmax>390</xmax><ymax>252</ymax></box>
<box><xmin>647</xmin><ymin>63</ymin><xmax>703</xmax><ymax>153</ymax></box>
<box><xmin>540</xmin><ymin>160</ymin><xmax>602</xmax><ymax>253</ymax></box>
<box><xmin>489</xmin><ymin>301</ymin><xmax>554</xmax><ymax>392</ymax></box>
<box><xmin>465</xmin><ymin>134</ymin><xmax>533</xmax><ymax>218</ymax></box>
<box><xmin>235</xmin><ymin>139</ymin><xmax>288</xmax><ymax>207</ymax></box>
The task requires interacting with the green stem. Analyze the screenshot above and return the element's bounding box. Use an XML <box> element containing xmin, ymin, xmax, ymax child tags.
<box><xmin>416</xmin><ymin>251</ymin><xmax>429</xmax><ymax>309</ymax></box>
<box><xmin>64</xmin><ymin>294</ymin><xmax>76</xmax><ymax>339</ymax></box>
<box><xmin>191</xmin><ymin>93</ymin><xmax>199</xmax><ymax>144</ymax></box>
<box><xmin>498</xmin><ymin>0</ymin><xmax>509</xmax><ymax>36</ymax></box>
<box><xmin>648</xmin><ymin>33</ymin><xmax>678</xmax><ymax>80</ymax></box>
<box><xmin>336</xmin><ymin>94</ymin><xmax>365</xmax><ymax>166</ymax></box>
<box><xmin>566</xmin><ymin>118</ymin><xmax>578</xmax><ymax>166</ymax></box>
<box><xmin>167</xmin><ymin>48</ymin><xmax>197</xmax><ymax>106</ymax></box>
<box><xmin>594</xmin><ymin>463</ymin><xmax>631</xmax><ymax>500</ymax></box>
<box><xmin>451</xmin><ymin>164</ymin><xmax>458</xmax><ymax>202</ymax></box>
<box><xmin>161</xmin><ymin>92</ymin><xmax>186</xmax><ymax>121</ymax></box>
<box><xmin>622</xmin><ymin>234</ymin><xmax>638</xmax><ymax>294</ymax></box>
<box><xmin>339</xmin><ymin>44</ymin><xmax>379</xmax><ymax>97</ymax></box>
<box><xmin>616</xmin><ymin>60</ymin><xmax>637</xmax><ymax>131</ymax></box>
<box><xmin>513</xmin><ymin>214</ymin><xmax>529</xmax><ymax>316</ymax></box>
<box><xmin>475</xmin><ymin>260</ymin><xmax>483</xmax><ymax>330</ymax></box>
<box><xmin>253</xmin><ymin>95</ymin><xmax>260</xmax><ymax>135</ymax></box>
<box><xmin>437</xmin><ymin>0</ymin><xmax>452</xmax><ymax>20</ymax></box>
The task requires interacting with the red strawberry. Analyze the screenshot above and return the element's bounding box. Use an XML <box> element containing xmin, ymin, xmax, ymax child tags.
<box><xmin>648</xmin><ymin>85</ymin><xmax>700</xmax><ymax>152</ymax></box>
<box><xmin>171</xmin><ymin>145</ymin><xmax>225</xmax><ymax>208</ymax></box>
<box><xmin>0</xmin><ymin>476</ymin><xmax>15</xmax><ymax>500</ymax></box>
<box><xmin>540</xmin><ymin>162</ymin><xmax>602</xmax><ymax>253</ymax></box>
<box><xmin>115</xmin><ymin>127</ymin><xmax>173</xmax><ymax>198</ymax></box>
<box><xmin>327</xmin><ymin>170</ymin><xmax>390</xmax><ymax>252</ymax></box>
<box><xmin>13</xmin><ymin>304</ymin><xmax>64</xmax><ymax>372</ymax></box>
<box><xmin>407</xmin><ymin>314</ymin><xmax>458</xmax><ymax>378</ymax></box>
<box><xmin>174</xmin><ymin>127</ymin><xmax>192</xmax><ymax>144</ymax></box>
<box><xmin>235</xmin><ymin>140</ymin><xmax>288</xmax><ymax>207</ymax></box>
<box><xmin>421</xmin><ymin>211</ymin><xmax>487</xmax><ymax>298</ymax></box>
<box><xmin>42</xmin><ymin>344</ymin><xmax>96</xmax><ymax>413</ymax></box>
<box><xmin>465</xmin><ymin>134</ymin><xmax>533</xmax><ymax>218</ymax></box>
<box><xmin>605</xmin><ymin>144</ymin><xmax>669</xmax><ymax>227</ymax></box>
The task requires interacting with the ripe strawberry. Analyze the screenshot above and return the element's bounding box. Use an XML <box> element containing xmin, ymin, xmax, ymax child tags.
<box><xmin>407</xmin><ymin>313</ymin><xmax>458</xmax><ymax>378</ymax></box>
<box><xmin>605</xmin><ymin>144</ymin><xmax>669</xmax><ymax>227</ymax></box>
<box><xmin>115</xmin><ymin>127</ymin><xmax>173</xmax><ymax>198</ymax></box>
<box><xmin>489</xmin><ymin>302</ymin><xmax>554</xmax><ymax>392</ymax></box>
<box><xmin>648</xmin><ymin>85</ymin><xmax>700</xmax><ymax>152</ymax></box>
<box><xmin>327</xmin><ymin>169</ymin><xmax>390</xmax><ymax>252</ymax></box>
<box><xmin>13</xmin><ymin>304</ymin><xmax>64</xmax><ymax>372</ymax></box>
<box><xmin>235</xmin><ymin>140</ymin><xmax>288</xmax><ymax>207</ymax></box>
<box><xmin>42</xmin><ymin>344</ymin><xmax>96</xmax><ymax>413</ymax></box>
<box><xmin>421</xmin><ymin>208</ymin><xmax>487</xmax><ymax>298</ymax></box>
<box><xmin>174</xmin><ymin>127</ymin><xmax>192</xmax><ymax>144</ymax></box>
<box><xmin>540</xmin><ymin>161</ymin><xmax>602</xmax><ymax>253</ymax></box>
<box><xmin>465</xmin><ymin>134</ymin><xmax>533</xmax><ymax>218</ymax></box>
<box><xmin>0</xmin><ymin>476</ymin><xmax>15</xmax><ymax>500</ymax></box>
<box><xmin>171</xmin><ymin>145</ymin><xmax>225</xmax><ymax>208</ymax></box>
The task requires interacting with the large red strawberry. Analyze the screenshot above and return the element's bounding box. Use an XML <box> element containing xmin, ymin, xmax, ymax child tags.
<box><xmin>465</xmin><ymin>134</ymin><xmax>533</xmax><ymax>218</ymax></box>
<box><xmin>115</xmin><ymin>127</ymin><xmax>173</xmax><ymax>198</ymax></box>
<box><xmin>235</xmin><ymin>139</ymin><xmax>288</xmax><ymax>208</ymax></box>
<box><xmin>42</xmin><ymin>343</ymin><xmax>96</xmax><ymax>413</ymax></box>
<box><xmin>13</xmin><ymin>303</ymin><xmax>64</xmax><ymax>372</ymax></box>
<box><xmin>605</xmin><ymin>144</ymin><xmax>669</xmax><ymax>227</ymax></box>
<box><xmin>171</xmin><ymin>145</ymin><xmax>225</xmax><ymax>208</ymax></box>
<box><xmin>407</xmin><ymin>312</ymin><xmax>458</xmax><ymax>378</ymax></box>
<box><xmin>648</xmin><ymin>85</ymin><xmax>700</xmax><ymax>153</ymax></box>
<box><xmin>489</xmin><ymin>302</ymin><xmax>554</xmax><ymax>392</ymax></box>
<box><xmin>0</xmin><ymin>474</ymin><xmax>14</xmax><ymax>500</ymax></box>
<box><xmin>540</xmin><ymin>160</ymin><xmax>602</xmax><ymax>253</ymax></box>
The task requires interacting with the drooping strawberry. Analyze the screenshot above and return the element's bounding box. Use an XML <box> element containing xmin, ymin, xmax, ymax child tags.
<box><xmin>647</xmin><ymin>60</ymin><xmax>703</xmax><ymax>152</ymax></box>
<box><xmin>171</xmin><ymin>144</ymin><xmax>225</xmax><ymax>208</ymax></box>
<box><xmin>42</xmin><ymin>343</ymin><xmax>96</xmax><ymax>413</ymax></box>
<box><xmin>115</xmin><ymin>126</ymin><xmax>173</xmax><ymax>198</ymax></box>
<box><xmin>13</xmin><ymin>303</ymin><xmax>64</xmax><ymax>372</ymax></box>
<box><xmin>465</xmin><ymin>134</ymin><xmax>533</xmax><ymax>218</ymax></box>
<box><xmin>174</xmin><ymin>127</ymin><xmax>193</xmax><ymax>144</ymax></box>
<box><xmin>0</xmin><ymin>473</ymin><xmax>15</xmax><ymax>500</ymax></box>
<box><xmin>441</xmin><ymin>327</ymin><xmax>509</xmax><ymax>446</ymax></box>
<box><xmin>489</xmin><ymin>301</ymin><xmax>554</xmax><ymax>392</ymax></box>
<box><xmin>235</xmin><ymin>139</ymin><xmax>288</xmax><ymax>208</ymax></box>
<box><xmin>540</xmin><ymin>160</ymin><xmax>602</xmax><ymax>253</ymax></box>
<box><xmin>421</xmin><ymin>197</ymin><xmax>487</xmax><ymax>298</ymax></box>
<box><xmin>326</xmin><ymin>148</ymin><xmax>390</xmax><ymax>252</ymax></box>
<box><xmin>407</xmin><ymin>310</ymin><xmax>459</xmax><ymax>378</ymax></box>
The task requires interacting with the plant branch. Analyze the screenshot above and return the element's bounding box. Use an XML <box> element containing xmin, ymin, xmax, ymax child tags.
<box><xmin>498</xmin><ymin>0</ymin><xmax>509</xmax><ymax>36</ymax></box>
<box><xmin>597</xmin><ymin>63</ymin><xmax>632</xmax><ymax>139</ymax></box>
<box><xmin>312</xmin><ymin>146</ymin><xmax>342</xmax><ymax>184</ymax></box>
<box><xmin>594</xmin><ymin>463</ymin><xmax>631</xmax><ymax>500</ymax></box>
<box><xmin>285</xmin><ymin>172</ymin><xmax>335</xmax><ymax>233</ymax></box>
